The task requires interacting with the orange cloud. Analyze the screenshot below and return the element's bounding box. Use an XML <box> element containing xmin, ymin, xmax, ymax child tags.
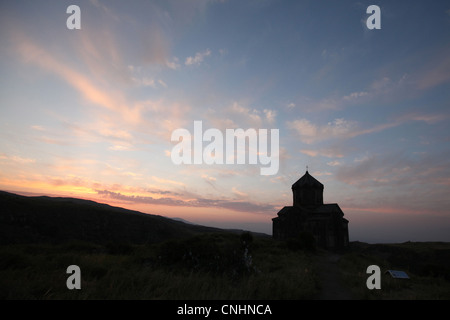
<box><xmin>13</xmin><ymin>33</ymin><xmax>142</xmax><ymax>124</ymax></box>
<box><xmin>0</xmin><ymin>176</ymin><xmax>96</xmax><ymax>197</ymax></box>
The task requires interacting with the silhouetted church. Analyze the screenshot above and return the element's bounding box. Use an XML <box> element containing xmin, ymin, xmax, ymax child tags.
<box><xmin>272</xmin><ymin>170</ymin><xmax>349</xmax><ymax>250</ymax></box>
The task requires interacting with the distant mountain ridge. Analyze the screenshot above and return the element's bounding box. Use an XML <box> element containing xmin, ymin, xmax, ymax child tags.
<box><xmin>0</xmin><ymin>190</ymin><xmax>224</xmax><ymax>245</ymax></box>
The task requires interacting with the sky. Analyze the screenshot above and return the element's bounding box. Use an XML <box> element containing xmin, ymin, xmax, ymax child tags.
<box><xmin>1</xmin><ymin>0</ymin><xmax>449</xmax><ymax>243</ymax></box>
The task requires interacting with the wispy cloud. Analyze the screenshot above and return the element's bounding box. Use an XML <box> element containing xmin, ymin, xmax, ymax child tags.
<box><xmin>287</xmin><ymin>118</ymin><xmax>357</xmax><ymax>144</ymax></box>
<box><xmin>335</xmin><ymin>151</ymin><xmax>450</xmax><ymax>189</ymax></box>
<box><xmin>232</xmin><ymin>187</ymin><xmax>248</xmax><ymax>199</ymax></box>
<box><xmin>201</xmin><ymin>174</ymin><xmax>217</xmax><ymax>188</ymax></box>
<box><xmin>151</xmin><ymin>176</ymin><xmax>185</xmax><ymax>187</ymax></box>
<box><xmin>205</xmin><ymin>101</ymin><xmax>278</xmax><ymax>130</ymax></box>
<box><xmin>14</xmin><ymin>34</ymin><xmax>143</xmax><ymax>124</ymax></box>
<box><xmin>415</xmin><ymin>47</ymin><xmax>450</xmax><ymax>90</ymax></box>
<box><xmin>327</xmin><ymin>160</ymin><xmax>342</xmax><ymax>167</ymax></box>
<box><xmin>185</xmin><ymin>49</ymin><xmax>212</xmax><ymax>66</ymax></box>
<box><xmin>127</xmin><ymin>65</ymin><xmax>169</xmax><ymax>89</ymax></box>
<box><xmin>12</xmin><ymin>29</ymin><xmax>195</xmax><ymax>150</ymax></box>
<box><xmin>300</xmin><ymin>148</ymin><xmax>345</xmax><ymax>158</ymax></box>
<box><xmin>0</xmin><ymin>153</ymin><xmax>35</xmax><ymax>164</ymax></box>
<box><xmin>342</xmin><ymin>91</ymin><xmax>368</xmax><ymax>101</ymax></box>
<box><xmin>96</xmin><ymin>189</ymin><xmax>276</xmax><ymax>214</ymax></box>
<box><xmin>89</xmin><ymin>0</ymin><xmax>121</xmax><ymax>22</ymax></box>
<box><xmin>289</xmin><ymin>112</ymin><xmax>447</xmax><ymax>145</ymax></box>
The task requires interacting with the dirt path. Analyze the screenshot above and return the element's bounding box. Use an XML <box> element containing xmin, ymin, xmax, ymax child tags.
<box><xmin>314</xmin><ymin>252</ymin><xmax>354</xmax><ymax>300</ymax></box>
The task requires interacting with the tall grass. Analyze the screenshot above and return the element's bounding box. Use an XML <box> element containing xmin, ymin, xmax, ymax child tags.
<box><xmin>0</xmin><ymin>233</ymin><xmax>318</xmax><ymax>299</ymax></box>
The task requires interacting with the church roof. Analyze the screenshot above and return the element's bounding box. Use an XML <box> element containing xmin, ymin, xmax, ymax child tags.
<box><xmin>275</xmin><ymin>203</ymin><xmax>343</xmax><ymax>218</ymax></box>
<box><xmin>313</xmin><ymin>203</ymin><xmax>344</xmax><ymax>216</ymax></box>
<box><xmin>292</xmin><ymin>170</ymin><xmax>324</xmax><ymax>190</ymax></box>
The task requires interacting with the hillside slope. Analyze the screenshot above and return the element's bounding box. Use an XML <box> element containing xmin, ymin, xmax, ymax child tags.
<box><xmin>0</xmin><ymin>191</ymin><xmax>221</xmax><ymax>245</ymax></box>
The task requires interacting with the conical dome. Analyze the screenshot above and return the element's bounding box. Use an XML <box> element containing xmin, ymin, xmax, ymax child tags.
<box><xmin>291</xmin><ymin>170</ymin><xmax>323</xmax><ymax>207</ymax></box>
<box><xmin>292</xmin><ymin>170</ymin><xmax>324</xmax><ymax>190</ymax></box>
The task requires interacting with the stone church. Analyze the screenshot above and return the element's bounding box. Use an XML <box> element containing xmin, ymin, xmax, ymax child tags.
<box><xmin>272</xmin><ymin>170</ymin><xmax>349</xmax><ymax>250</ymax></box>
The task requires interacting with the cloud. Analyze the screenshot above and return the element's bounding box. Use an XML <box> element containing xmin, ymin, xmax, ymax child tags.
<box><xmin>165</xmin><ymin>0</ymin><xmax>222</xmax><ymax>26</ymax></box>
<box><xmin>0</xmin><ymin>153</ymin><xmax>35</xmax><ymax>164</ymax></box>
<box><xmin>89</xmin><ymin>0</ymin><xmax>121</xmax><ymax>22</ymax></box>
<box><xmin>300</xmin><ymin>149</ymin><xmax>319</xmax><ymax>157</ymax></box>
<box><xmin>158</xmin><ymin>79</ymin><xmax>168</xmax><ymax>88</ymax></box>
<box><xmin>132</xmin><ymin>77</ymin><xmax>156</xmax><ymax>88</ymax></box>
<box><xmin>206</xmin><ymin>101</ymin><xmax>267</xmax><ymax>129</ymax></box>
<box><xmin>96</xmin><ymin>189</ymin><xmax>277</xmax><ymax>214</ymax></box>
<box><xmin>232</xmin><ymin>187</ymin><xmax>248</xmax><ymax>199</ymax></box>
<box><xmin>151</xmin><ymin>176</ymin><xmax>185</xmax><ymax>186</ymax></box>
<box><xmin>263</xmin><ymin>109</ymin><xmax>277</xmax><ymax>124</ymax></box>
<box><xmin>327</xmin><ymin>160</ymin><xmax>342</xmax><ymax>166</ymax></box>
<box><xmin>36</xmin><ymin>119</ymin><xmax>136</xmax><ymax>151</ymax></box>
<box><xmin>0</xmin><ymin>172</ymin><xmax>106</xmax><ymax>197</ymax></box>
<box><xmin>130</xmin><ymin>76</ymin><xmax>168</xmax><ymax>89</ymax></box>
<box><xmin>287</xmin><ymin>118</ymin><xmax>357</xmax><ymax>144</ymax></box>
<box><xmin>14</xmin><ymin>34</ymin><xmax>144</xmax><ymax>124</ymax></box>
<box><xmin>289</xmin><ymin>112</ymin><xmax>447</xmax><ymax>145</ymax></box>
<box><xmin>9</xmin><ymin>13</ymin><xmax>180</xmax><ymax>143</ymax></box>
<box><xmin>127</xmin><ymin>65</ymin><xmax>169</xmax><ymax>89</ymax></box>
<box><xmin>99</xmin><ymin>128</ymin><xmax>133</xmax><ymax>141</ymax></box>
<box><xmin>295</xmin><ymin>72</ymin><xmax>412</xmax><ymax>113</ymax></box>
<box><xmin>12</xmin><ymin>30</ymin><xmax>191</xmax><ymax>145</ymax></box>
<box><xmin>302</xmin><ymin>97</ymin><xmax>341</xmax><ymax>112</ymax></box>
<box><xmin>108</xmin><ymin>145</ymin><xmax>130</xmax><ymax>151</ymax></box>
<box><xmin>370</xmin><ymin>76</ymin><xmax>392</xmax><ymax>92</ymax></box>
<box><xmin>31</xmin><ymin>125</ymin><xmax>45</xmax><ymax>132</ymax></box>
<box><xmin>165</xmin><ymin>57</ymin><xmax>181</xmax><ymax>70</ymax></box>
<box><xmin>185</xmin><ymin>49</ymin><xmax>212</xmax><ymax>66</ymax></box>
<box><xmin>77</xmin><ymin>26</ymin><xmax>134</xmax><ymax>86</ymax></box>
<box><xmin>311</xmin><ymin>171</ymin><xmax>332</xmax><ymax>177</ymax></box>
<box><xmin>342</xmin><ymin>91</ymin><xmax>368</xmax><ymax>101</ymax></box>
<box><xmin>145</xmin><ymin>188</ymin><xmax>182</xmax><ymax>196</ymax></box>
<box><xmin>300</xmin><ymin>148</ymin><xmax>345</xmax><ymax>158</ymax></box>
<box><xmin>219</xmin><ymin>48</ymin><xmax>228</xmax><ymax>56</ymax></box>
<box><xmin>201</xmin><ymin>174</ymin><xmax>216</xmax><ymax>182</ymax></box>
<box><xmin>400</xmin><ymin>113</ymin><xmax>445</xmax><ymax>125</ymax></box>
<box><xmin>415</xmin><ymin>48</ymin><xmax>450</xmax><ymax>90</ymax></box>
<box><xmin>201</xmin><ymin>174</ymin><xmax>217</xmax><ymax>189</ymax></box>
<box><xmin>335</xmin><ymin>151</ymin><xmax>450</xmax><ymax>189</ymax></box>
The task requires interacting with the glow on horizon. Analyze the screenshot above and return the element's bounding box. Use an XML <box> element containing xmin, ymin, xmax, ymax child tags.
<box><xmin>1</xmin><ymin>0</ymin><xmax>450</xmax><ymax>242</ymax></box>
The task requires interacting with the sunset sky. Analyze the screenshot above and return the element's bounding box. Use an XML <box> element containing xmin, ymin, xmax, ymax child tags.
<box><xmin>1</xmin><ymin>0</ymin><xmax>449</xmax><ymax>243</ymax></box>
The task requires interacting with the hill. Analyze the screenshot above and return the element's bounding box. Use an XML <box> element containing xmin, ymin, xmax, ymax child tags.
<box><xmin>0</xmin><ymin>190</ymin><xmax>222</xmax><ymax>245</ymax></box>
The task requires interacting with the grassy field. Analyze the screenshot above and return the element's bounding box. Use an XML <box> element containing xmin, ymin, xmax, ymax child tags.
<box><xmin>0</xmin><ymin>232</ymin><xmax>318</xmax><ymax>299</ymax></box>
<box><xmin>1</xmin><ymin>233</ymin><xmax>450</xmax><ymax>300</ymax></box>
